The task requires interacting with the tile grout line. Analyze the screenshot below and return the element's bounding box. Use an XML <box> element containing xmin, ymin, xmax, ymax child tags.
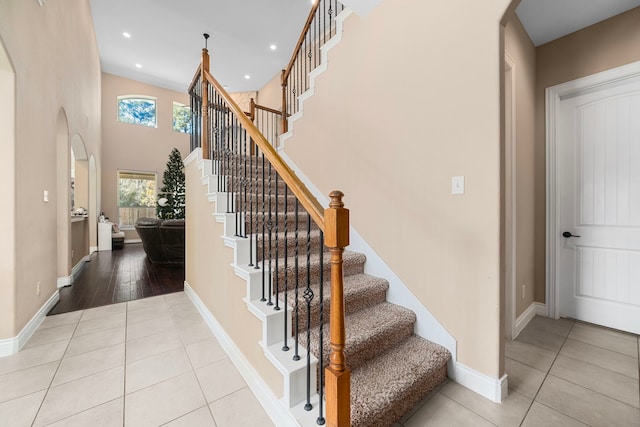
<box><xmin>169</xmin><ymin>293</ymin><xmax>219</xmax><ymax>425</ymax></box>
<box><xmin>122</xmin><ymin>301</ymin><xmax>129</xmax><ymax>426</ymax></box>
<box><xmin>517</xmin><ymin>319</ymin><xmax>577</xmax><ymax>427</ymax></box>
<box><xmin>29</xmin><ymin>310</ymin><xmax>85</xmax><ymax>427</ymax></box>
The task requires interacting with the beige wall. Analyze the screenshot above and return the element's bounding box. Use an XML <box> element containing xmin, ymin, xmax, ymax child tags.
<box><xmin>257</xmin><ymin>73</ymin><xmax>282</xmax><ymax>111</ymax></box>
<box><xmin>0</xmin><ymin>39</ymin><xmax>16</xmax><ymax>338</ymax></box>
<box><xmin>101</xmin><ymin>73</ymin><xmax>190</xmax><ymax>240</ymax></box>
<box><xmin>281</xmin><ymin>0</ymin><xmax>512</xmax><ymax>378</ymax></box>
<box><xmin>0</xmin><ymin>0</ymin><xmax>102</xmax><ymax>337</ymax></box>
<box><xmin>504</xmin><ymin>17</ymin><xmax>536</xmax><ymax>318</ymax></box>
<box><xmin>533</xmin><ymin>7</ymin><xmax>640</xmax><ymax>302</ymax></box>
<box><xmin>185</xmin><ymin>158</ymin><xmax>283</xmax><ymax>397</ymax></box>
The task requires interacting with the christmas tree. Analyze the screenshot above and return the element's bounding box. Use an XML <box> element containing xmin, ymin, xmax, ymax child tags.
<box><xmin>157</xmin><ymin>148</ymin><xmax>185</xmax><ymax>219</ymax></box>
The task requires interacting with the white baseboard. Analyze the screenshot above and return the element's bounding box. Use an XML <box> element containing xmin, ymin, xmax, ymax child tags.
<box><xmin>57</xmin><ymin>255</ymin><xmax>90</xmax><ymax>288</ymax></box>
<box><xmin>124</xmin><ymin>239</ymin><xmax>141</xmax><ymax>244</ymax></box>
<box><xmin>514</xmin><ymin>302</ymin><xmax>538</xmax><ymax>339</ymax></box>
<box><xmin>184</xmin><ymin>282</ymin><xmax>299</xmax><ymax>427</ymax></box>
<box><xmin>89</xmin><ymin>246</ymin><xmax>98</xmax><ymax>255</ymax></box>
<box><xmin>449</xmin><ymin>361</ymin><xmax>508</xmax><ymax>403</ymax></box>
<box><xmin>535</xmin><ymin>302</ymin><xmax>547</xmax><ymax>317</ymax></box>
<box><xmin>0</xmin><ymin>290</ymin><xmax>60</xmax><ymax>357</ymax></box>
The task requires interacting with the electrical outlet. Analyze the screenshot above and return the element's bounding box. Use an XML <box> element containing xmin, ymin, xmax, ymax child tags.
<box><xmin>37</xmin><ymin>281</ymin><xmax>41</xmax><ymax>296</ymax></box>
<box><xmin>521</xmin><ymin>284</ymin><xmax>525</xmax><ymax>299</ymax></box>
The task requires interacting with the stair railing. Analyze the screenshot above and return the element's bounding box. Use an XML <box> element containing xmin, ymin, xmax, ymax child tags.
<box><xmin>280</xmin><ymin>0</ymin><xmax>345</xmax><ymax>133</ymax></box>
<box><xmin>248</xmin><ymin>98</ymin><xmax>282</xmax><ymax>149</ymax></box>
<box><xmin>189</xmin><ymin>46</ymin><xmax>351</xmax><ymax>426</ymax></box>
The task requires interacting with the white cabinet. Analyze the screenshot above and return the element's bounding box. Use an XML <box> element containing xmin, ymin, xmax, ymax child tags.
<box><xmin>98</xmin><ymin>222</ymin><xmax>112</xmax><ymax>251</ymax></box>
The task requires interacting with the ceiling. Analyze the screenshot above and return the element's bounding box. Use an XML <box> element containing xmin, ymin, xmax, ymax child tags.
<box><xmin>89</xmin><ymin>0</ymin><xmax>640</xmax><ymax>94</ymax></box>
<box><xmin>89</xmin><ymin>0</ymin><xmax>312</xmax><ymax>94</ymax></box>
<box><xmin>516</xmin><ymin>0</ymin><xmax>640</xmax><ymax>46</ymax></box>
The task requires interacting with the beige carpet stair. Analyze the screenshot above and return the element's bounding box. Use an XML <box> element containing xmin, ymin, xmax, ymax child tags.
<box><xmin>231</xmin><ymin>158</ymin><xmax>452</xmax><ymax>426</ymax></box>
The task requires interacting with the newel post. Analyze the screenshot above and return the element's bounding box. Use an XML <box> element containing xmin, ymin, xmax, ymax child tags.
<box><xmin>201</xmin><ymin>41</ymin><xmax>210</xmax><ymax>159</ymax></box>
<box><xmin>324</xmin><ymin>191</ymin><xmax>351</xmax><ymax>427</ymax></box>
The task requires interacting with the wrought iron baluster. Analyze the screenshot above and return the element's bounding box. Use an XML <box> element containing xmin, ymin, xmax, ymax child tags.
<box><xmin>293</xmin><ymin>199</ymin><xmax>300</xmax><ymax>361</ymax></box>
<box><xmin>267</xmin><ymin>162</ymin><xmax>274</xmax><ymax>307</ymax></box>
<box><xmin>317</xmin><ymin>230</ymin><xmax>325</xmax><ymax>425</ymax></box>
<box><xmin>248</xmin><ymin>137</ymin><xmax>254</xmax><ymax>267</ymax></box>
<box><xmin>282</xmin><ymin>185</ymin><xmax>289</xmax><ymax>351</ymax></box>
<box><xmin>260</xmin><ymin>151</ymin><xmax>266</xmax><ymax>301</ymax></box>
<box><xmin>274</xmin><ymin>172</ymin><xmax>280</xmax><ymax>311</ymax></box>
<box><xmin>304</xmin><ymin>212</ymin><xmax>313</xmax><ymax>411</ymax></box>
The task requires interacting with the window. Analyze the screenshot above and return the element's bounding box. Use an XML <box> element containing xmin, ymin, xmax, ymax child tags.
<box><xmin>117</xmin><ymin>171</ymin><xmax>157</xmax><ymax>228</ymax></box>
<box><xmin>173</xmin><ymin>101</ymin><xmax>192</xmax><ymax>133</ymax></box>
<box><xmin>117</xmin><ymin>96</ymin><xmax>157</xmax><ymax>127</ymax></box>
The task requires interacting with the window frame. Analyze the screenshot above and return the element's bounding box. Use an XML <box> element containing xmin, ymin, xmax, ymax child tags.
<box><xmin>172</xmin><ymin>101</ymin><xmax>192</xmax><ymax>134</ymax></box>
<box><xmin>116</xmin><ymin>170</ymin><xmax>157</xmax><ymax>230</ymax></box>
<box><xmin>117</xmin><ymin>95</ymin><xmax>158</xmax><ymax>128</ymax></box>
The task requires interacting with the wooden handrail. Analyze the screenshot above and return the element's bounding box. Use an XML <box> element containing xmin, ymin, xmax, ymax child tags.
<box><xmin>187</xmin><ymin>64</ymin><xmax>202</xmax><ymax>94</ymax></box>
<box><xmin>283</xmin><ymin>1</ymin><xmax>320</xmax><ymax>81</ymax></box>
<box><xmin>202</xmin><ymin>69</ymin><xmax>325</xmax><ymax>229</ymax></box>
<box><xmin>255</xmin><ymin>103</ymin><xmax>283</xmax><ymax>116</ymax></box>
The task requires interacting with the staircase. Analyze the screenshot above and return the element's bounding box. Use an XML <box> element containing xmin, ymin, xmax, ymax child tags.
<box><xmin>192</xmin><ymin>151</ymin><xmax>450</xmax><ymax>426</ymax></box>
<box><xmin>188</xmin><ymin>2</ymin><xmax>451</xmax><ymax>425</ymax></box>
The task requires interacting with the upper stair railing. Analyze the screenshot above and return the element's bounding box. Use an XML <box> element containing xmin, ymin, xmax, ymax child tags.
<box><xmin>189</xmin><ymin>37</ymin><xmax>350</xmax><ymax>427</ymax></box>
<box><xmin>280</xmin><ymin>0</ymin><xmax>345</xmax><ymax>133</ymax></box>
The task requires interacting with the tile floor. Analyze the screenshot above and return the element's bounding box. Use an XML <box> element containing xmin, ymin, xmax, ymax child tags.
<box><xmin>398</xmin><ymin>315</ymin><xmax>640</xmax><ymax>426</ymax></box>
<box><xmin>0</xmin><ymin>292</ymin><xmax>273</xmax><ymax>427</ymax></box>
<box><xmin>1</xmin><ymin>293</ymin><xmax>638</xmax><ymax>426</ymax></box>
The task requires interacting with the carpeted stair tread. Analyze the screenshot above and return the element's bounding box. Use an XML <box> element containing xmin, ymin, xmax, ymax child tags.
<box><xmin>255</xmin><ymin>229</ymin><xmax>325</xmax><ymax>261</ymax></box>
<box><xmin>285</xmin><ymin>273</ymin><xmax>389</xmax><ymax>331</ymax></box>
<box><xmin>301</xmin><ymin>302</ymin><xmax>416</xmax><ymax>371</ymax></box>
<box><xmin>274</xmin><ymin>250</ymin><xmax>366</xmax><ymax>291</ymax></box>
<box><xmin>350</xmin><ymin>335</ymin><xmax>451</xmax><ymax>427</ymax></box>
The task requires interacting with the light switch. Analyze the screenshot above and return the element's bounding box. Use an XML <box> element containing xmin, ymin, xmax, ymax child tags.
<box><xmin>43</xmin><ymin>190</ymin><xmax>49</xmax><ymax>202</ymax></box>
<box><xmin>452</xmin><ymin>176</ymin><xmax>464</xmax><ymax>195</ymax></box>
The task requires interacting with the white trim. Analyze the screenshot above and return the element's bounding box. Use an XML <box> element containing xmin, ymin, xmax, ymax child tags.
<box><xmin>546</xmin><ymin>60</ymin><xmax>640</xmax><ymax>320</ymax></box>
<box><xmin>0</xmin><ymin>290</ymin><xmax>60</xmax><ymax>357</ymax></box>
<box><xmin>184</xmin><ymin>282</ymin><xmax>299</xmax><ymax>427</ymax></box>
<box><xmin>504</xmin><ymin>51</ymin><xmax>517</xmax><ymax>340</ymax></box>
<box><xmin>184</xmin><ymin>147</ymin><xmax>201</xmax><ymax>165</ymax></box>
<box><xmin>449</xmin><ymin>362</ymin><xmax>508</xmax><ymax>403</ymax></box>
<box><xmin>89</xmin><ymin>245</ymin><xmax>98</xmax><ymax>255</ymax></box>
<box><xmin>57</xmin><ymin>255</ymin><xmax>90</xmax><ymax>288</ymax></box>
<box><xmin>124</xmin><ymin>239</ymin><xmax>141</xmax><ymax>244</ymax></box>
<box><xmin>535</xmin><ymin>302</ymin><xmax>547</xmax><ymax>317</ymax></box>
<box><xmin>513</xmin><ymin>303</ymin><xmax>536</xmax><ymax>339</ymax></box>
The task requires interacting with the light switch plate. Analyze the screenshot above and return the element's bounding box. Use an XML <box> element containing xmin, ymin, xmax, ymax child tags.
<box><xmin>452</xmin><ymin>176</ymin><xmax>464</xmax><ymax>195</ymax></box>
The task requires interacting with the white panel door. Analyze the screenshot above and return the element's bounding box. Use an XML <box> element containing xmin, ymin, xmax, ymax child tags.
<box><xmin>558</xmin><ymin>78</ymin><xmax>640</xmax><ymax>334</ymax></box>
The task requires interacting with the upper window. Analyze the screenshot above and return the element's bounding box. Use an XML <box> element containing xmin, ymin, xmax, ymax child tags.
<box><xmin>118</xmin><ymin>96</ymin><xmax>157</xmax><ymax>128</ymax></box>
<box><xmin>173</xmin><ymin>101</ymin><xmax>192</xmax><ymax>133</ymax></box>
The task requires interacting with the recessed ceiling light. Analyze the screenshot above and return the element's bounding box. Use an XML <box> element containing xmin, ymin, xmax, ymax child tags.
<box><xmin>244</xmin><ymin>74</ymin><xmax>251</xmax><ymax>80</ymax></box>
<box><xmin>122</xmin><ymin>32</ymin><xmax>131</xmax><ymax>38</ymax></box>
<box><xmin>269</xmin><ymin>44</ymin><xmax>277</xmax><ymax>51</ymax></box>
<box><xmin>135</xmin><ymin>63</ymin><xmax>142</xmax><ymax>69</ymax></box>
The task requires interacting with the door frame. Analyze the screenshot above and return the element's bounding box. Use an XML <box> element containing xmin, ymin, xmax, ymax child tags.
<box><xmin>504</xmin><ymin>52</ymin><xmax>517</xmax><ymax>339</ymax></box>
<box><xmin>545</xmin><ymin>60</ymin><xmax>640</xmax><ymax>319</ymax></box>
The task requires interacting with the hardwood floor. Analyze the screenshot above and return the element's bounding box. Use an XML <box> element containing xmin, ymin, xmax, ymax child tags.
<box><xmin>48</xmin><ymin>243</ymin><xmax>184</xmax><ymax>315</ymax></box>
